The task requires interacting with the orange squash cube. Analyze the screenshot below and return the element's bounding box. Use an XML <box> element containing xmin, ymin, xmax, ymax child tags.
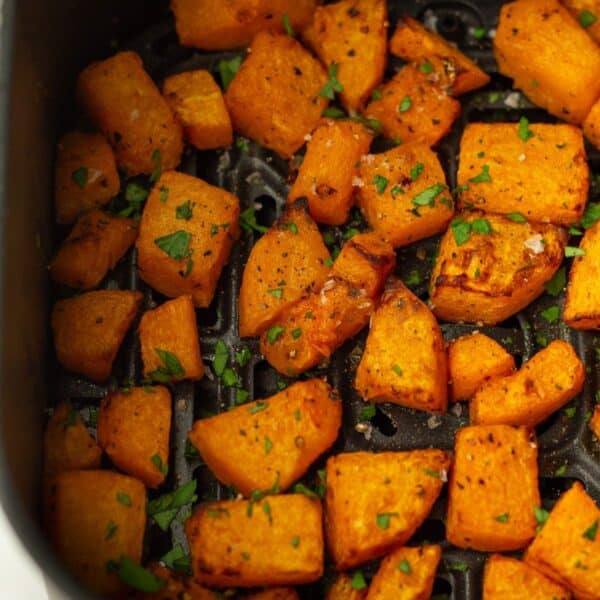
<box><xmin>97</xmin><ymin>386</ymin><xmax>172</xmax><ymax>488</ymax></box>
<box><xmin>288</xmin><ymin>120</ymin><xmax>373</xmax><ymax>225</ymax></box>
<box><xmin>355</xmin><ymin>143</ymin><xmax>454</xmax><ymax>248</ymax></box>
<box><xmin>51</xmin><ymin>290</ymin><xmax>142</xmax><ymax>382</ymax></box>
<box><xmin>225</xmin><ymin>31</ymin><xmax>328</xmax><ymax>158</ymax></box>
<box><xmin>77</xmin><ymin>51</ymin><xmax>183</xmax><ymax>176</ymax></box>
<box><xmin>50</xmin><ymin>210</ymin><xmax>138</xmax><ymax>290</ymax></box>
<box><xmin>302</xmin><ymin>0</ymin><xmax>388</xmax><ymax>112</ymax></box>
<box><xmin>447</xmin><ymin>425</ymin><xmax>540</xmax><ymax>552</ymax></box>
<box><xmin>583</xmin><ymin>96</ymin><xmax>600</xmax><ymax>151</ymax></box>
<box><xmin>136</xmin><ymin>171</ymin><xmax>240</xmax><ymax>308</ymax></box>
<box><xmin>139</xmin><ymin>295</ymin><xmax>204</xmax><ymax>382</ymax></box>
<box><xmin>54</xmin><ymin>131</ymin><xmax>120</xmax><ymax>225</ymax></box>
<box><xmin>390</xmin><ymin>17</ymin><xmax>490</xmax><ymax>96</ymax></box>
<box><xmin>163</xmin><ymin>70</ymin><xmax>233</xmax><ymax>150</ymax></box>
<box><xmin>448</xmin><ymin>333</ymin><xmax>516</xmax><ymax>402</ymax></box>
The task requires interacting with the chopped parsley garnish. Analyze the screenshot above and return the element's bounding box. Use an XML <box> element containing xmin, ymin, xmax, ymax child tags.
<box><xmin>293</xmin><ymin>408</ymin><xmax>301</xmax><ymax>420</ymax></box>
<box><xmin>583</xmin><ymin>519</ymin><xmax>599</xmax><ymax>541</ymax></box>
<box><xmin>405</xmin><ymin>270</ymin><xmax>420</xmax><ymax>286</ymax></box>
<box><xmin>376</xmin><ymin>512</ymin><xmax>398</xmax><ymax>529</ymax></box>
<box><xmin>117</xmin><ymin>182</ymin><xmax>149</xmax><ymax>217</ymax></box>
<box><xmin>266</xmin><ymin>325</ymin><xmax>286</xmax><ymax>344</ymax></box>
<box><xmin>359</xmin><ymin>404</ymin><xmax>376</xmax><ymax>421</ymax></box>
<box><xmin>450</xmin><ymin>217</ymin><xmax>492</xmax><ymax>245</ymax></box>
<box><xmin>113</xmin><ymin>556</ymin><xmax>166</xmax><ymax>593</ymax></box>
<box><xmin>472</xmin><ymin>26</ymin><xmax>486</xmax><ymax>39</ymax></box>
<box><xmin>219</xmin><ymin>56</ymin><xmax>242</xmax><ymax>90</ymax></box>
<box><xmin>412</xmin><ymin>183</ymin><xmax>446</xmax><ymax>207</ymax></box>
<box><xmin>235</xmin><ymin>346</ymin><xmax>252</xmax><ymax>367</ymax></box>
<box><xmin>160</xmin><ymin>545</ymin><xmax>190</xmax><ymax>574</ymax></box>
<box><xmin>469</xmin><ymin>164</ymin><xmax>492</xmax><ymax>183</ymax></box>
<box><xmin>399</xmin><ymin>96</ymin><xmax>412</xmax><ymax>113</ymax></box>
<box><xmin>316</xmin><ymin>469</ymin><xmax>327</xmax><ymax>499</ymax></box>
<box><xmin>154</xmin><ymin>230</ymin><xmax>192</xmax><ymax>261</ymax></box>
<box><xmin>373</xmin><ymin>174</ymin><xmax>388</xmax><ymax>194</ymax></box>
<box><xmin>264</xmin><ymin>437</ymin><xmax>273</xmax><ymax>454</ymax></box>
<box><xmin>372</xmin><ymin>88</ymin><xmax>382</xmax><ymax>101</ymax></box>
<box><xmin>580</xmin><ymin>10</ymin><xmax>597</xmax><ymax>28</ymax></box>
<box><xmin>322</xmin><ymin>106</ymin><xmax>346</xmax><ymax>119</ymax></box>
<box><xmin>392</xmin><ymin>364</ymin><xmax>403</xmax><ymax>376</ymax></box>
<box><xmin>236</xmin><ymin>137</ymin><xmax>250</xmax><ymax>153</ymax></box>
<box><xmin>506</xmin><ymin>212</ymin><xmax>527</xmax><ymax>223</ymax></box>
<box><xmin>116</xmin><ymin>491</ymin><xmax>132</xmax><ymax>507</ymax></box>
<box><xmin>518</xmin><ymin>116</ymin><xmax>534</xmax><ymax>142</ymax></box>
<box><xmin>291</xmin><ymin>328</ymin><xmax>302</xmax><ymax>339</ymax></box>
<box><xmin>495</xmin><ymin>512</ymin><xmax>509</xmax><ymax>522</ymax></box>
<box><xmin>248</xmin><ymin>401</ymin><xmax>268</xmax><ymax>415</ymax></box>
<box><xmin>159</xmin><ymin>186</ymin><xmax>169</xmax><ymax>203</ymax></box>
<box><xmin>540</xmin><ymin>305</ymin><xmax>560</xmax><ymax>324</ymax></box>
<box><xmin>105</xmin><ymin>520</ymin><xmax>118</xmax><ymax>540</ymax></box>
<box><xmin>319</xmin><ymin>63</ymin><xmax>344</xmax><ymax>99</ymax></box>
<box><xmin>282</xmin><ymin>13</ymin><xmax>294</xmax><ymax>36</ymax></box>
<box><xmin>581</xmin><ymin>202</ymin><xmax>600</xmax><ymax>229</ymax></box>
<box><xmin>397</xmin><ymin>558</ymin><xmax>412</xmax><ymax>573</ymax></box>
<box><xmin>247</xmin><ymin>475</ymin><xmax>280</xmax><ymax>516</ymax></box>
<box><xmin>447</xmin><ymin>561</ymin><xmax>469</xmax><ymax>572</ymax></box>
<box><xmin>391</xmin><ymin>185</ymin><xmax>404</xmax><ymax>196</ymax></box>
<box><xmin>151</xmin><ymin>454</ymin><xmax>168</xmax><ymax>476</ymax></box>
<box><xmin>148</xmin><ymin>348</ymin><xmax>185</xmax><ymax>382</ymax></box>
<box><xmin>534</xmin><ymin>507</ymin><xmax>550</xmax><ymax>531</ymax></box>
<box><xmin>422</xmin><ymin>468</ymin><xmax>441</xmax><ymax>479</ymax></box>
<box><xmin>291</xmin><ymin>535</ymin><xmax>300</xmax><ymax>547</ymax></box>
<box><xmin>175</xmin><ymin>200</ymin><xmax>193</xmax><ymax>221</ymax></box>
<box><xmin>350</xmin><ymin>571</ymin><xmax>367</xmax><ymax>590</ymax></box>
<box><xmin>544</xmin><ymin>267</ymin><xmax>566</xmax><ymax>297</ymax></box>
<box><xmin>71</xmin><ymin>167</ymin><xmax>88</xmax><ymax>189</ymax></box>
<box><xmin>564</xmin><ymin>405</ymin><xmax>577</xmax><ymax>418</ymax></box>
<box><xmin>565</xmin><ymin>246</ymin><xmax>585</xmax><ymax>257</ymax></box>
<box><xmin>150</xmin><ymin>149</ymin><xmax>162</xmax><ymax>184</ymax></box>
<box><xmin>488</xmin><ymin>92</ymin><xmax>500</xmax><ymax>103</ymax></box>
<box><xmin>212</xmin><ymin>340</ymin><xmax>229</xmax><ymax>377</ymax></box>
<box><xmin>268</xmin><ymin>288</ymin><xmax>283</xmax><ymax>299</ymax></box>
<box><xmin>420</xmin><ymin>61</ymin><xmax>434</xmax><ymax>74</ymax></box>
<box><xmin>410</xmin><ymin>162</ymin><xmax>425</xmax><ymax>181</ymax></box>
<box><xmin>147</xmin><ymin>480</ymin><xmax>197</xmax><ymax>531</ymax></box>
<box><xmin>293</xmin><ymin>483</ymin><xmax>318</xmax><ymax>499</ymax></box>
<box><xmin>555</xmin><ymin>463</ymin><xmax>568</xmax><ymax>477</ymax></box>
<box><xmin>235</xmin><ymin>388</ymin><xmax>249</xmax><ymax>404</ymax></box>
<box><xmin>221</xmin><ymin>367</ymin><xmax>240</xmax><ymax>388</ymax></box>
<box><xmin>240</xmin><ymin>207</ymin><xmax>268</xmax><ymax>235</ymax></box>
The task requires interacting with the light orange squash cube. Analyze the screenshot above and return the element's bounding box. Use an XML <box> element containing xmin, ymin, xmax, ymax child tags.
<box><xmin>163</xmin><ymin>70</ymin><xmax>233</xmax><ymax>150</ymax></box>
<box><xmin>583</xmin><ymin>96</ymin><xmax>600</xmax><ymax>151</ymax></box>
<box><xmin>54</xmin><ymin>131</ymin><xmax>120</xmax><ymax>225</ymax></box>
<box><xmin>51</xmin><ymin>290</ymin><xmax>142</xmax><ymax>382</ymax></box>
<box><xmin>355</xmin><ymin>143</ymin><xmax>454</xmax><ymax>248</ymax></box>
<box><xmin>447</xmin><ymin>425</ymin><xmax>540</xmax><ymax>552</ymax></box>
<box><xmin>448</xmin><ymin>333</ymin><xmax>516</xmax><ymax>402</ymax></box>
<box><xmin>327</xmin><ymin>574</ymin><xmax>368</xmax><ymax>599</ymax></box>
<box><xmin>77</xmin><ymin>51</ymin><xmax>183</xmax><ymax>176</ymax></box>
<box><xmin>302</xmin><ymin>0</ymin><xmax>388</xmax><ymax>112</ymax></box>
<box><xmin>50</xmin><ymin>209</ymin><xmax>138</xmax><ymax>290</ymax></box>
<box><xmin>136</xmin><ymin>170</ymin><xmax>240</xmax><ymax>308</ymax></box>
<box><xmin>225</xmin><ymin>31</ymin><xmax>328</xmax><ymax>158</ymax></box>
<box><xmin>288</xmin><ymin>120</ymin><xmax>373</xmax><ymax>225</ymax></box>
<box><xmin>98</xmin><ymin>386</ymin><xmax>171</xmax><ymax>488</ymax></box>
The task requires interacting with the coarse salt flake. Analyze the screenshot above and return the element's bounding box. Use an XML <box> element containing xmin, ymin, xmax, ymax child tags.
<box><xmin>524</xmin><ymin>234</ymin><xmax>544</xmax><ymax>254</ymax></box>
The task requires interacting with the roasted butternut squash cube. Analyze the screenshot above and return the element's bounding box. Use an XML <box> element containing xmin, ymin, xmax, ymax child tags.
<box><xmin>44</xmin><ymin>403</ymin><xmax>102</xmax><ymax>478</ymax></box>
<box><xmin>225</xmin><ymin>32</ymin><xmax>328</xmax><ymax>158</ymax></box>
<box><xmin>365</xmin><ymin>64</ymin><xmax>460</xmax><ymax>146</ymax></box>
<box><xmin>50</xmin><ymin>209</ymin><xmax>138</xmax><ymax>290</ymax></box>
<box><xmin>389</xmin><ymin>17</ymin><xmax>490</xmax><ymax>96</ymax></box>
<box><xmin>525</xmin><ymin>482</ymin><xmax>600</xmax><ymax>598</ymax></box>
<box><xmin>365</xmin><ymin>545</ymin><xmax>442</xmax><ymax>600</ymax></box>
<box><xmin>188</xmin><ymin>379</ymin><xmax>341</xmax><ymax>496</ymax></box>
<box><xmin>97</xmin><ymin>386</ymin><xmax>171</xmax><ymax>488</ymax></box>
<box><xmin>301</xmin><ymin>0</ymin><xmax>387</xmax><ymax>112</ymax></box>
<box><xmin>327</xmin><ymin>574</ymin><xmax>368</xmax><ymax>600</ymax></box>
<box><xmin>171</xmin><ymin>0</ymin><xmax>318</xmax><ymax>50</ymax></box>
<box><xmin>448</xmin><ymin>333</ymin><xmax>516</xmax><ymax>402</ymax></box>
<box><xmin>186</xmin><ymin>494</ymin><xmax>323</xmax><ymax>587</ymax></box>
<box><xmin>77</xmin><ymin>51</ymin><xmax>183</xmax><ymax>176</ymax></box>
<box><xmin>583</xmin><ymin>97</ymin><xmax>600</xmax><ymax>151</ymax></box>
<box><xmin>288</xmin><ymin>120</ymin><xmax>372</xmax><ymax>225</ymax></box>
<box><xmin>141</xmin><ymin>563</ymin><xmax>216</xmax><ymax>599</ymax></box>
<box><xmin>564</xmin><ymin>221</ymin><xmax>600</xmax><ymax>329</ymax></box>
<box><xmin>447</xmin><ymin>425</ymin><xmax>540</xmax><ymax>552</ymax></box>
<box><xmin>494</xmin><ymin>0</ymin><xmax>600</xmax><ymax>124</ymax></box>
<box><xmin>260</xmin><ymin>278</ymin><xmax>374</xmax><ymax>376</ymax></box>
<box><xmin>46</xmin><ymin>470</ymin><xmax>146</xmax><ymax>596</ymax></box>
<box><xmin>51</xmin><ymin>290</ymin><xmax>142</xmax><ymax>382</ymax></box>
<box><xmin>355</xmin><ymin>282</ymin><xmax>447</xmax><ymax>413</ymax></box>
<box><xmin>331</xmin><ymin>232</ymin><xmax>396</xmax><ymax>298</ymax></box>
<box><xmin>163</xmin><ymin>70</ymin><xmax>232</xmax><ymax>150</ymax></box>
<box><xmin>470</xmin><ymin>340</ymin><xmax>584</xmax><ymax>427</ymax></box>
<box><xmin>355</xmin><ymin>144</ymin><xmax>454</xmax><ymax>248</ymax></box>
<box><xmin>483</xmin><ymin>554</ymin><xmax>571</xmax><ymax>600</ymax></box>
<box><xmin>136</xmin><ymin>170</ymin><xmax>240</xmax><ymax>308</ymax></box>
<box><xmin>54</xmin><ymin>132</ymin><xmax>120</xmax><ymax>225</ymax></box>
<box><xmin>563</xmin><ymin>0</ymin><xmax>600</xmax><ymax>43</ymax></box>
<box><xmin>325</xmin><ymin>450</ymin><xmax>450</xmax><ymax>570</ymax></box>
<box><xmin>430</xmin><ymin>212</ymin><xmax>568</xmax><ymax>325</ymax></box>
<box><xmin>239</xmin><ymin>200</ymin><xmax>331</xmax><ymax>338</ymax></box>
<box><xmin>246</xmin><ymin>588</ymin><xmax>300</xmax><ymax>600</ymax></box>
<box><xmin>456</xmin><ymin>123</ymin><xmax>588</xmax><ymax>226</ymax></box>
<box><xmin>590</xmin><ymin>406</ymin><xmax>600</xmax><ymax>439</ymax></box>
<box><xmin>139</xmin><ymin>295</ymin><xmax>204</xmax><ymax>382</ymax></box>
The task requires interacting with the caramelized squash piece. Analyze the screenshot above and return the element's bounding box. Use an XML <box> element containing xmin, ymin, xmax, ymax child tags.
<box><xmin>326</xmin><ymin>574</ymin><xmax>368</xmax><ymax>600</ymax></box>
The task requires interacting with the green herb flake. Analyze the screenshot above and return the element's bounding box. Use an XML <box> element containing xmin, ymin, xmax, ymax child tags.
<box><xmin>564</xmin><ymin>405</ymin><xmax>577</xmax><ymax>418</ymax></box>
<box><xmin>291</xmin><ymin>535</ymin><xmax>300</xmax><ymax>547</ymax></box>
<box><xmin>412</xmin><ymin>183</ymin><xmax>446</xmax><ymax>207</ymax></box>
<box><xmin>248</xmin><ymin>401</ymin><xmax>268</xmax><ymax>415</ymax></box>
<box><xmin>175</xmin><ymin>200</ymin><xmax>193</xmax><ymax>221</ymax></box>
<box><xmin>397</xmin><ymin>558</ymin><xmax>412</xmax><ymax>574</ymax></box>
<box><xmin>221</xmin><ymin>367</ymin><xmax>240</xmax><ymax>388</ymax></box>
<box><xmin>105</xmin><ymin>520</ymin><xmax>118</xmax><ymax>540</ymax></box>
<box><xmin>291</xmin><ymin>327</ymin><xmax>302</xmax><ymax>340</ymax></box>
<box><xmin>160</xmin><ymin>545</ymin><xmax>188</xmax><ymax>572</ymax></box>
<box><xmin>488</xmin><ymin>92</ymin><xmax>500</xmax><ymax>103</ymax></box>
<box><xmin>399</xmin><ymin>96</ymin><xmax>412</xmax><ymax>113</ymax></box>
<box><xmin>540</xmin><ymin>305</ymin><xmax>560</xmax><ymax>324</ymax></box>
<box><xmin>235</xmin><ymin>388</ymin><xmax>250</xmax><ymax>405</ymax></box>
<box><xmin>405</xmin><ymin>270</ymin><xmax>420</xmax><ymax>286</ymax></box>
<box><xmin>583</xmin><ymin>519</ymin><xmax>599</xmax><ymax>541</ymax></box>
<box><xmin>148</xmin><ymin>348</ymin><xmax>185</xmax><ymax>383</ymax></box>
<box><xmin>420</xmin><ymin>61</ymin><xmax>434</xmax><ymax>74</ymax></box>
<box><xmin>359</xmin><ymin>404</ymin><xmax>376</xmax><ymax>421</ymax></box>
<box><xmin>219</xmin><ymin>56</ymin><xmax>242</xmax><ymax>90</ymax></box>
<box><xmin>151</xmin><ymin>453</ymin><xmax>168</xmax><ymax>476</ymax></box>
<box><xmin>555</xmin><ymin>463</ymin><xmax>568</xmax><ymax>477</ymax></box>
<box><xmin>147</xmin><ymin>480</ymin><xmax>197</xmax><ymax>531</ymax></box>
<box><xmin>268</xmin><ymin>288</ymin><xmax>283</xmax><ymax>299</ymax></box>
<box><xmin>447</xmin><ymin>561</ymin><xmax>469</xmax><ymax>572</ymax></box>
<box><xmin>213</xmin><ymin>340</ymin><xmax>229</xmax><ymax>377</ymax></box>
<box><xmin>264</xmin><ymin>437</ymin><xmax>273</xmax><ymax>455</ymax></box>
<box><xmin>115</xmin><ymin>556</ymin><xmax>165</xmax><ymax>593</ymax></box>
<box><xmin>293</xmin><ymin>483</ymin><xmax>318</xmax><ymax>500</ymax></box>
<box><xmin>472</xmin><ymin>26</ymin><xmax>486</xmax><ymax>39</ymax></box>
<box><xmin>422</xmin><ymin>468</ymin><xmax>441</xmax><ymax>479</ymax></box>
<box><xmin>372</xmin><ymin>88</ymin><xmax>382</xmax><ymax>101</ymax></box>
<box><xmin>149</xmin><ymin>149</ymin><xmax>162</xmax><ymax>183</ymax></box>
<box><xmin>495</xmin><ymin>512</ymin><xmax>509</xmax><ymax>523</ymax></box>
<box><xmin>266</xmin><ymin>325</ymin><xmax>286</xmax><ymax>345</ymax></box>
<box><xmin>154</xmin><ymin>230</ymin><xmax>192</xmax><ymax>261</ymax></box>
<box><xmin>116</xmin><ymin>491</ymin><xmax>132</xmax><ymax>507</ymax></box>
<box><xmin>518</xmin><ymin>116</ymin><xmax>534</xmax><ymax>142</ymax></box>
<box><xmin>581</xmin><ymin>202</ymin><xmax>600</xmax><ymax>229</ymax></box>
<box><xmin>391</xmin><ymin>185</ymin><xmax>405</xmax><ymax>196</ymax></box>
<box><xmin>262</xmin><ymin>500</ymin><xmax>272</xmax><ymax>524</ymax></box>
<box><xmin>580</xmin><ymin>9</ymin><xmax>598</xmax><ymax>28</ymax></box>
<box><xmin>71</xmin><ymin>167</ymin><xmax>88</xmax><ymax>189</ymax></box>
<box><xmin>159</xmin><ymin>186</ymin><xmax>169</xmax><ymax>203</ymax></box>
<box><xmin>469</xmin><ymin>164</ymin><xmax>492</xmax><ymax>183</ymax></box>
<box><xmin>544</xmin><ymin>266</ymin><xmax>566</xmax><ymax>296</ymax></box>
<box><xmin>392</xmin><ymin>364</ymin><xmax>403</xmax><ymax>377</ymax></box>
<box><xmin>534</xmin><ymin>506</ymin><xmax>549</xmax><ymax>532</ymax></box>
<box><xmin>471</xmin><ymin>218</ymin><xmax>493</xmax><ymax>235</ymax></box>
<box><xmin>376</xmin><ymin>512</ymin><xmax>398</xmax><ymax>529</ymax></box>
<box><xmin>506</xmin><ymin>212</ymin><xmax>527</xmax><ymax>223</ymax></box>
<box><xmin>450</xmin><ymin>218</ymin><xmax>472</xmax><ymax>246</ymax></box>
<box><xmin>236</xmin><ymin>137</ymin><xmax>249</xmax><ymax>153</ymax></box>
<box><xmin>322</xmin><ymin>107</ymin><xmax>346</xmax><ymax>119</ymax></box>
<box><xmin>373</xmin><ymin>174</ymin><xmax>388</xmax><ymax>194</ymax></box>
<box><xmin>293</xmin><ymin>408</ymin><xmax>301</xmax><ymax>421</ymax></box>
<box><xmin>350</xmin><ymin>571</ymin><xmax>367</xmax><ymax>590</ymax></box>
<box><xmin>282</xmin><ymin>13</ymin><xmax>294</xmax><ymax>36</ymax></box>
<box><xmin>235</xmin><ymin>346</ymin><xmax>252</xmax><ymax>367</ymax></box>
<box><xmin>240</xmin><ymin>207</ymin><xmax>268</xmax><ymax>236</ymax></box>
<box><xmin>320</xmin><ymin>63</ymin><xmax>344</xmax><ymax>100</ymax></box>
<box><xmin>410</xmin><ymin>162</ymin><xmax>425</xmax><ymax>181</ymax></box>
<box><xmin>565</xmin><ymin>246</ymin><xmax>586</xmax><ymax>257</ymax></box>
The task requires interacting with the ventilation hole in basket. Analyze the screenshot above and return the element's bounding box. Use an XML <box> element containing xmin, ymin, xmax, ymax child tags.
<box><xmin>372</xmin><ymin>407</ymin><xmax>398</xmax><ymax>437</ymax></box>
<box><xmin>438</xmin><ymin>13</ymin><xmax>462</xmax><ymax>36</ymax></box>
<box><xmin>411</xmin><ymin>517</ymin><xmax>446</xmax><ymax>544</ymax></box>
<box><xmin>254</xmin><ymin>194</ymin><xmax>278</xmax><ymax>230</ymax></box>
<box><xmin>432</xmin><ymin>577</ymin><xmax>453</xmax><ymax>597</ymax></box>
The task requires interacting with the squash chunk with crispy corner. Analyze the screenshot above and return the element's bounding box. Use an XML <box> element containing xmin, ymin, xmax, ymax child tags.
<box><xmin>98</xmin><ymin>386</ymin><xmax>171</xmax><ymax>488</ymax></box>
<box><xmin>136</xmin><ymin>171</ymin><xmax>240</xmax><ymax>308</ymax></box>
<box><xmin>331</xmin><ymin>232</ymin><xmax>396</xmax><ymax>298</ymax></box>
<box><xmin>324</xmin><ymin>450</ymin><xmax>450</xmax><ymax>570</ymax></box>
<box><xmin>447</xmin><ymin>425</ymin><xmax>540</xmax><ymax>551</ymax></box>
<box><xmin>301</xmin><ymin>0</ymin><xmax>387</xmax><ymax>112</ymax></box>
<box><xmin>188</xmin><ymin>379</ymin><xmax>341</xmax><ymax>496</ymax></box>
<box><xmin>239</xmin><ymin>200</ymin><xmax>331</xmax><ymax>338</ymax></box>
<box><xmin>46</xmin><ymin>470</ymin><xmax>146</xmax><ymax>596</ymax></box>
<box><xmin>430</xmin><ymin>212</ymin><xmax>567</xmax><ymax>325</ymax></box>
<box><xmin>470</xmin><ymin>340</ymin><xmax>584</xmax><ymax>427</ymax></box>
<box><xmin>365</xmin><ymin>64</ymin><xmax>460</xmax><ymax>146</ymax></box>
<box><xmin>51</xmin><ymin>290</ymin><xmax>142</xmax><ymax>382</ymax></box>
<box><xmin>366</xmin><ymin>545</ymin><xmax>441</xmax><ymax>600</ymax></box>
<box><xmin>260</xmin><ymin>278</ymin><xmax>374</xmax><ymax>376</ymax></box>
<box><xmin>483</xmin><ymin>554</ymin><xmax>571</xmax><ymax>600</ymax></box>
<box><xmin>457</xmin><ymin>123</ymin><xmax>588</xmax><ymax>226</ymax></box>
<box><xmin>355</xmin><ymin>282</ymin><xmax>447</xmax><ymax>413</ymax></box>
<box><xmin>44</xmin><ymin>403</ymin><xmax>102</xmax><ymax>479</ymax></box>
<box><xmin>225</xmin><ymin>32</ymin><xmax>328</xmax><ymax>158</ymax></box>
<box><xmin>525</xmin><ymin>482</ymin><xmax>600</xmax><ymax>598</ymax></box>
<box><xmin>171</xmin><ymin>0</ymin><xmax>318</xmax><ymax>51</ymax></box>
<box><xmin>50</xmin><ymin>210</ymin><xmax>138</xmax><ymax>290</ymax></box>
<box><xmin>583</xmin><ymin>97</ymin><xmax>600</xmax><ymax>151</ymax></box>
<box><xmin>564</xmin><ymin>221</ymin><xmax>600</xmax><ymax>329</ymax></box>
<box><xmin>288</xmin><ymin>120</ymin><xmax>372</xmax><ymax>225</ymax></box>
<box><xmin>77</xmin><ymin>51</ymin><xmax>183</xmax><ymax>176</ymax></box>
<box><xmin>448</xmin><ymin>333</ymin><xmax>516</xmax><ymax>402</ymax></box>
<box><xmin>327</xmin><ymin>574</ymin><xmax>368</xmax><ymax>599</ymax></box>
<box><xmin>246</xmin><ymin>588</ymin><xmax>300</xmax><ymax>600</ymax></box>
<box><xmin>163</xmin><ymin>70</ymin><xmax>232</xmax><ymax>150</ymax></box>
<box><xmin>355</xmin><ymin>144</ymin><xmax>454</xmax><ymax>248</ymax></box>
<box><xmin>389</xmin><ymin>17</ymin><xmax>490</xmax><ymax>96</ymax></box>
<box><xmin>54</xmin><ymin>132</ymin><xmax>120</xmax><ymax>225</ymax></box>
<box><xmin>494</xmin><ymin>0</ymin><xmax>600</xmax><ymax>124</ymax></box>
<box><xmin>590</xmin><ymin>406</ymin><xmax>600</xmax><ymax>439</ymax></box>
<box><xmin>142</xmin><ymin>563</ymin><xmax>216</xmax><ymax>599</ymax></box>
<box><xmin>139</xmin><ymin>295</ymin><xmax>204</xmax><ymax>382</ymax></box>
<box><xmin>185</xmin><ymin>494</ymin><xmax>323</xmax><ymax>587</ymax></box>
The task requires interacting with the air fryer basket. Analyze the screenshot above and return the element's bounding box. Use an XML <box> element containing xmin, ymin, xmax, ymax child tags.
<box><xmin>3</xmin><ymin>0</ymin><xmax>600</xmax><ymax>598</ymax></box>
